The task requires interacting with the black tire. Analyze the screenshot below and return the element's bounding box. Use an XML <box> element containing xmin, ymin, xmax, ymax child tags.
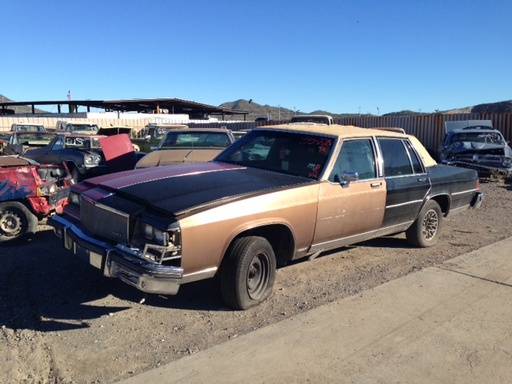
<box><xmin>0</xmin><ymin>202</ymin><xmax>38</xmax><ymax>244</ymax></box>
<box><xmin>220</xmin><ymin>236</ymin><xmax>276</xmax><ymax>310</ymax></box>
<box><xmin>406</xmin><ymin>200</ymin><xmax>443</xmax><ymax>247</ymax></box>
<box><xmin>71</xmin><ymin>167</ymin><xmax>81</xmax><ymax>184</ymax></box>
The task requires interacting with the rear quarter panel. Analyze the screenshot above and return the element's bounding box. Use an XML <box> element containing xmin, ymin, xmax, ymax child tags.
<box><xmin>427</xmin><ymin>164</ymin><xmax>480</xmax><ymax>213</ymax></box>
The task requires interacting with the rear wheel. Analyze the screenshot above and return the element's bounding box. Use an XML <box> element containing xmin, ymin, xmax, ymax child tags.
<box><xmin>220</xmin><ymin>236</ymin><xmax>276</xmax><ymax>310</ymax></box>
<box><xmin>0</xmin><ymin>202</ymin><xmax>38</xmax><ymax>244</ymax></box>
<box><xmin>406</xmin><ymin>200</ymin><xmax>443</xmax><ymax>247</ymax></box>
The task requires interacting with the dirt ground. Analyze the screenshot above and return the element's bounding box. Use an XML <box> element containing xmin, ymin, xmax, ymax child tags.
<box><xmin>1</xmin><ymin>180</ymin><xmax>511</xmax><ymax>384</ymax></box>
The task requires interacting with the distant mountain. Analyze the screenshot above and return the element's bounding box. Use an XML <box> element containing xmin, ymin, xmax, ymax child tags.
<box><xmin>220</xmin><ymin>99</ymin><xmax>512</xmax><ymax>121</ymax></box>
<box><xmin>2</xmin><ymin>94</ymin><xmax>512</xmax><ymax>120</ymax></box>
<box><xmin>471</xmin><ymin>101</ymin><xmax>512</xmax><ymax>113</ymax></box>
<box><xmin>0</xmin><ymin>94</ymin><xmax>48</xmax><ymax>114</ymax></box>
<box><xmin>219</xmin><ymin>99</ymin><xmax>358</xmax><ymax>121</ymax></box>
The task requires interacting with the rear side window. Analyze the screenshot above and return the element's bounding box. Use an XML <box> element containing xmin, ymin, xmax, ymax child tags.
<box><xmin>403</xmin><ymin>140</ymin><xmax>424</xmax><ymax>174</ymax></box>
<box><xmin>378</xmin><ymin>138</ymin><xmax>415</xmax><ymax>177</ymax></box>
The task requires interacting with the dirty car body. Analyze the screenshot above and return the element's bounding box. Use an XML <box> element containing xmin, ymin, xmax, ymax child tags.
<box><xmin>438</xmin><ymin>121</ymin><xmax>512</xmax><ymax>179</ymax></box>
<box><xmin>135</xmin><ymin>128</ymin><xmax>236</xmax><ymax>168</ymax></box>
<box><xmin>0</xmin><ymin>142</ymin><xmax>72</xmax><ymax>243</ymax></box>
<box><xmin>49</xmin><ymin>124</ymin><xmax>483</xmax><ymax>309</ymax></box>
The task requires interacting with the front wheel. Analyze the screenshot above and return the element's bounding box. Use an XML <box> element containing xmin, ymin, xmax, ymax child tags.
<box><xmin>0</xmin><ymin>202</ymin><xmax>38</xmax><ymax>244</ymax></box>
<box><xmin>406</xmin><ymin>200</ymin><xmax>443</xmax><ymax>247</ymax></box>
<box><xmin>71</xmin><ymin>167</ymin><xmax>82</xmax><ymax>184</ymax></box>
<box><xmin>220</xmin><ymin>236</ymin><xmax>276</xmax><ymax>310</ymax></box>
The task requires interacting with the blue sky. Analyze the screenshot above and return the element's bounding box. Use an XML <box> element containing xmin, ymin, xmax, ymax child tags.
<box><xmin>2</xmin><ymin>0</ymin><xmax>511</xmax><ymax>115</ymax></box>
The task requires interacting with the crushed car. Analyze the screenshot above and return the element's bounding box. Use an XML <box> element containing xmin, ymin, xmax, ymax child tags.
<box><xmin>48</xmin><ymin>124</ymin><xmax>483</xmax><ymax>309</ymax></box>
<box><xmin>0</xmin><ymin>139</ymin><xmax>72</xmax><ymax>244</ymax></box>
<box><xmin>438</xmin><ymin>120</ymin><xmax>512</xmax><ymax>179</ymax></box>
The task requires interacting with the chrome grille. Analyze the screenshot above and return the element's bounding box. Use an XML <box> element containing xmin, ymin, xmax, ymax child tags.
<box><xmin>80</xmin><ymin>195</ymin><xmax>130</xmax><ymax>243</ymax></box>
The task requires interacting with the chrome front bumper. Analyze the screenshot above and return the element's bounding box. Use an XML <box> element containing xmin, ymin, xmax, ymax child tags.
<box><xmin>48</xmin><ymin>214</ymin><xmax>184</xmax><ymax>295</ymax></box>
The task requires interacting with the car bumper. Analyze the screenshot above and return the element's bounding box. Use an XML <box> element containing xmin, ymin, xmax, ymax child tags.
<box><xmin>80</xmin><ymin>164</ymin><xmax>109</xmax><ymax>177</ymax></box>
<box><xmin>470</xmin><ymin>191</ymin><xmax>484</xmax><ymax>209</ymax></box>
<box><xmin>27</xmin><ymin>187</ymin><xmax>69</xmax><ymax>216</ymax></box>
<box><xmin>48</xmin><ymin>214</ymin><xmax>184</xmax><ymax>295</ymax></box>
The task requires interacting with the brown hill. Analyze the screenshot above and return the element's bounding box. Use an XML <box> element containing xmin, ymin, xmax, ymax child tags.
<box><xmin>221</xmin><ymin>99</ymin><xmax>512</xmax><ymax>121</ymax></box>
<box><xmin>220</xmin><ymin>99</ymin><xmax>357</xmax><ymax>121</ymax></box>
<box><xmin>0</xmin><ymin>95</ymin><xmax>47</xmax><ymax>114</ymax></box>
<box><xmin>2</xmin><ymin>94</ymin><xmax>512</xmax><ymax>120</ymax></box>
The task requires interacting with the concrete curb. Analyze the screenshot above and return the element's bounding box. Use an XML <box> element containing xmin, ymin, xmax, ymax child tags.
<box><xmin>119</xmin><ymin>237</ymin><xmax>512</xmax><ymax>383</ymax></box>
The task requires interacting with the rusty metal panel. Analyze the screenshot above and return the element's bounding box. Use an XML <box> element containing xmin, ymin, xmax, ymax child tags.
<box><xmin>338</xmin><ymin>113</ymin><xmax>512</xmax><ymax>153</ymax></box>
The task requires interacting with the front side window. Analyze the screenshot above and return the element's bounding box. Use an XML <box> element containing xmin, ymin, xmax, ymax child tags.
<box><xmin>51</xmin><ymin>137</ymin><xmax>65</xmax><ymax>151</ymax></box>
<box><xmin>329</xmin><ymin>139</ymin><xmax>376</xmax><ymax>182</ymax></box>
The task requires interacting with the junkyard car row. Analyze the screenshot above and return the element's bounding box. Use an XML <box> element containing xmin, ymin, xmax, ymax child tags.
<box><xmin>0</xmin><ymin>130</ymin><xmax>57</xmax><ymax>154</ymax></box>
<box><xmin>47</xmin><ymin>123</ymin><xmax>483</xmax><ymax>309</ymax></box>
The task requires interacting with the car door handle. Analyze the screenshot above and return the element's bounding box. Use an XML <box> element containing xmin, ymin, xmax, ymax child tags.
<box><xmin>370</xmin><ymin>182</ymin><xmax>382</xmax><ymax>188</ymax></box>
<box><xmin>417</xmin><ymin>177</ymin><xmax>428</xmax><ymax>182</ymax></box>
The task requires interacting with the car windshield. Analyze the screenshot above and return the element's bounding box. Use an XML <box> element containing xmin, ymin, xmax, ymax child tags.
<box><xmin>69</xmin><ymin>124</ymin><xmax>99</xmax><ymax>133</ymax></box>
<box><xmin>158</xmin><ymin>132</ymin><xmax>231</xmax><ymax>148</ymax></box>
<box><xmin>15</xmin><ymin>133</ymin><xmax>54</xmax><ymax>143</ymax></box>
<box><xmin>14</xmin><ymin>124</ymin><xmax>45</xmax><ymax>132</ymax></box>
<box><xmin>450</xmin><ymin>131</ymin><xmax>506</xmax><ymax>145</ymax></box>
<box><xmin>215</xmin><ymin>129</ymin><xmax>335</xmax><ymax>179</ymax></box>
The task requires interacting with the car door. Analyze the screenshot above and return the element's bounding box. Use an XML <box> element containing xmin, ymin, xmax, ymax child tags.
<box><xmin>311</xmin><ymin>138</ymin><xmax>386</xmax><ymax>251</ymax></box>
<box><xmin>29</xmin><ymin>136</ymin><xmax>64</xmax><ymax>164</ymax></box>
<box><xmin>377</xmin><ymin>137</ymin><xmax>431</xmax><ymax>228</ymax></box>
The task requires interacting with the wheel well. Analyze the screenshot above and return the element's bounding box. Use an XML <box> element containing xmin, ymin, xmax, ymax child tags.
<box><xmin>0</xmin><ymin>199</ymin><xmax>39</xmax><ymax>222</ymax></box>
<box><xmin>430</xmin><ymin>194</ymin><xmax>450</xmax><ymax>215</ymax></box>
<box><xmin>232</xmin><ymin>224</ymin><xmax>295</xmax><ymax>266</ymax></box>
<box><xmin>3</xmin><ymin>199</ymin><xmax>32</xmax><ymax>211</ymax></box>
<box><xmin>66</xmin><ymin>161</ymin><xmax>78</xmax><ymax>171</ymax></box>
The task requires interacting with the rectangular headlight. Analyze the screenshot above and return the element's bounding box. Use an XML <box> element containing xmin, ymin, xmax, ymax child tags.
<box><xmin>69</xmin><ymin>191</ymin><xmax>81</xmax><ymax>206</ymax></box>
<box><xmin>142</xmin><ymin>223</ymin><xmax>167</xmax><ymax>245</ymax></box>
<box><xmin>36</xmin><ymin>184</ymin><xmax>57</xmax><ymax>196</ymax></box>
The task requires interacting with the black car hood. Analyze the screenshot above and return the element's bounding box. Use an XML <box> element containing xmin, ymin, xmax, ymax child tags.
<box><xmin>85</xmin><ymin>162</ymin><xmax>314</xmax><ymax>216</ymax></box>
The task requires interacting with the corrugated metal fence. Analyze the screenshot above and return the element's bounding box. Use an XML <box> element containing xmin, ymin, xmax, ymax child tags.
<box><xmin>2</xmin><ymin>113</ymin><xmax>512</xmax><ymax>155</ymax></box>
<box><xmin>190</xmin><ymin>113</ymin><xmax>512</xmax><ymax>154</ymax></box>
<box><xmin>335</xmin><ymin>113</ymin><xmax>512</xmax><ymax>154</ymax></box>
